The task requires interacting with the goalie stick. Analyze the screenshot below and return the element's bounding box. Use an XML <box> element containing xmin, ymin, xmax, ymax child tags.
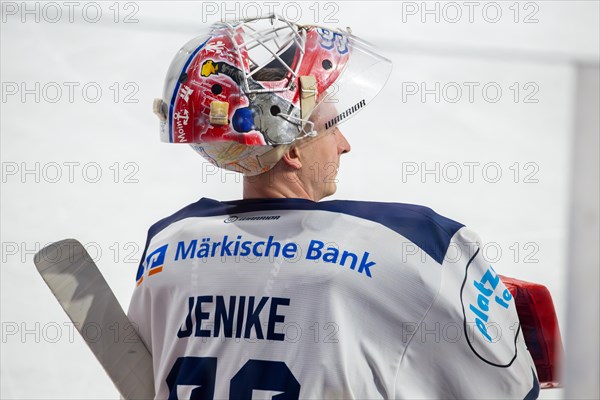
<box><xmin>34</xmin><ymin>239</ymin><xmax>155</xmax><ymax>400</ymax></box>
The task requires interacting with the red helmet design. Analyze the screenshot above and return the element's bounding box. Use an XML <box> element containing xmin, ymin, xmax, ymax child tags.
<box><xmin>154</xmin><ymin>15</ymin><xmax>391</xmax><ymax>175</ymax></box>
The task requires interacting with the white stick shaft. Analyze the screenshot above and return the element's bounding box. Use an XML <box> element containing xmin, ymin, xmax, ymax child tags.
<box><xmin>34</xmin><ymin>239</ymin><xmax>155</xmax><ymax>400</ymax></box>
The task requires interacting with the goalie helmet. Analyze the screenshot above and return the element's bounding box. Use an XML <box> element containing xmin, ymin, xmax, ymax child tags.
<box><xmin>154</xmin><ymin>15</ymin><xmax>392</xmax><ymax>175</ymax></box>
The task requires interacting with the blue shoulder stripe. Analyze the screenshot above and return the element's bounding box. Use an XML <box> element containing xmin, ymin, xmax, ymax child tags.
<box><xmin>137</xmin><ymin>197</ymin><xmax>464</xmax><ymax>274</ymax></box>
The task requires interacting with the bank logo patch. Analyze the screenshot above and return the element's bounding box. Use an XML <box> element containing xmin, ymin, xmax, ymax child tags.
<box><xmin>136</xmin><ymin>243</ymin><xmax>169</xmax><ymax>286</ymax></box>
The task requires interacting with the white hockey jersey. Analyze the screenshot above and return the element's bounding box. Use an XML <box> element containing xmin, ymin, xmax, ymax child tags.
<box><xmin>128</xmin><ymin>197</ymin><xmax>540</xmax><ymax>399</ymax></box>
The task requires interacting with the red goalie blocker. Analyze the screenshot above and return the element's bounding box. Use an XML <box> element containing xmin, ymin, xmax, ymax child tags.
<box><xmin>499</xmin><ymin>275</ymin><xmax>563</xmax><ymax>388</ymax></box>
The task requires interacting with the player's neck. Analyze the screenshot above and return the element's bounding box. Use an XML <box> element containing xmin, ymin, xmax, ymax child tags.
<box><xmin>243</xmin><ymin>168</ymin><xmax>317</xmax><ymax>201</ymax></box>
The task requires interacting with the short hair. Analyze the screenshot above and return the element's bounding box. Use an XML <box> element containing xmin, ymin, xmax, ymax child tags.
<box><xmin>251</xmin><ymin>67</ymin><xmax>288</xmax><ymax>81</ymax></box>
<box><xmin>250</xmin><ymin>42</ymin><xmax>298</xmax><ymax>81</ymax></box>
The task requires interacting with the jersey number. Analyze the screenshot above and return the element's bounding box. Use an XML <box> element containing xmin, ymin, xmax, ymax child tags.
<box><xmin>166</xmin><ymin>357</ymin><xmax>300</xmax><ymax>399</ymax></box>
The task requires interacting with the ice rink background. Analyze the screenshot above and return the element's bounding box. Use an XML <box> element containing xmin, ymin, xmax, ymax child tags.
<box><xmin>1</xmin><ymin>1</ymin><xmax>598</xmax><ymax>398</ymax></box>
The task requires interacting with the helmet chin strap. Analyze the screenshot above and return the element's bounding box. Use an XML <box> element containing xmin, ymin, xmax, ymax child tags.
<box><xmin>253</xmin><ymin>75</ymin><xmax>317</xmax><ymax>174</ymax></box>
<box><xmin>299</xmin><ymin>75</ymin><xmax>318</xmax><ymax>120</ymax></box>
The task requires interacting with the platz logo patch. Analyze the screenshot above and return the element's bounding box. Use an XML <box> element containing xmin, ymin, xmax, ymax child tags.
<box><xmin>461</xmin><ymin>248</ymin><xmax>519</xmax><ymax>367</ymax></box>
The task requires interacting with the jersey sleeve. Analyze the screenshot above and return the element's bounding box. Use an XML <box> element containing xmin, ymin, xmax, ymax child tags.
<box><xmin>396</xmin><ymin>226</ymin><xmax>540</xmax><ymax>399</ymax></box>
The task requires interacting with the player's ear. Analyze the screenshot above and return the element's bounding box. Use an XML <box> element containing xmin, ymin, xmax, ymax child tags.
<box><xmin>281</xmin><ymin>145</ymin><xmax>302</xmax><ymax>170</ymax></box>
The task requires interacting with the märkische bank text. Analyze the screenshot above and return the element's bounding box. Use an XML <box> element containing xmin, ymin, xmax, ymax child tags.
<box><xmin>148</xmin><ymin>235</ymin><xmax>375</xmax><ymax>278</ymax></box>
<box><xmin>176</xmin><ymin>235</ymin><xmax>375</xmax><ymax>277</ymax></box>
